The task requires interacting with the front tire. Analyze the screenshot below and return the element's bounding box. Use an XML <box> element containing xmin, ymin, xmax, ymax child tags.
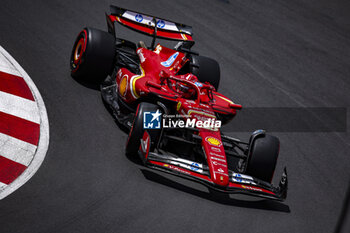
<box><xmin>126</xmin><ymin>102</ymin><xmax>162</xmax><ymax>156</ymax></box>
<box><xmin>245</xmin><ymin>134</ymin><xmax>280</xmax><ymax>182</ymax></box>
<box><xmin>70</xmin><ymin>27</ymin><xmax>115</xmax><ymax>82</ymax></box>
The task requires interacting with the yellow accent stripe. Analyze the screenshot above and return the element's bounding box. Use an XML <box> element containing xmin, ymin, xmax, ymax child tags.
<box><xmin>132</xmin><ymin>66</ymin><xmax>145</xmax><ymax>98</ymax></box>
<box><xmin>215</xmin><ymin>94</ymin><xmax>234</xmax><ymax>104</ymax></box>
<box><xmin>181</xmin><ymin>33</ymin><xmax>188</xmax><ymax>41</ymax></box>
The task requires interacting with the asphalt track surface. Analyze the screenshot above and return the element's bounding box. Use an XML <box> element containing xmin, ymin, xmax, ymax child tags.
<box><xmin>0</xmin><ymin>0</ymin><xmax>349</xmax><ymax>232</ymax></box>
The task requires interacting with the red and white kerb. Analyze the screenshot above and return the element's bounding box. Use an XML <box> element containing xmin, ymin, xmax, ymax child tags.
<box><xmin>0</xmin><ymin>46</ymin><xmax>49</xmax><ymax>199</ymax></box>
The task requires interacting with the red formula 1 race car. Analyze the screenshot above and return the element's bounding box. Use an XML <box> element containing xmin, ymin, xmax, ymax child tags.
<box><xmin>70</xmin><ymin>5</ymin><xmax>287</xmax><ymax>201</ymax></box>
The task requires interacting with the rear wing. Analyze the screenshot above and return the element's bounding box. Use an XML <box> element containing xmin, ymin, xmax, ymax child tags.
<box><xmin>107</xmin><ymin>5</ymin><xmax>193</xmax><ymax>42</ymax></box>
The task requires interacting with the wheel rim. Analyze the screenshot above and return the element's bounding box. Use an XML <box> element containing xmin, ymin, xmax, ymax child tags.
<box><xmin>71</xmin><ymin>30</ymin><xmax>87</xmax><ymax>72</ymax></box>
<box><xmin>74</xmin><ymin>38</ymin><xmax>84</xmax><ymax>61</ymax></box>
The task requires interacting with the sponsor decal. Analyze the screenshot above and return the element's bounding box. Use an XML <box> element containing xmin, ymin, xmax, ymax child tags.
<box><xmin>117</xmin><ymin>69</ymin><xmax>122</xmax><ymax>79</ymax></box>
<box><xmin>211</xmin><ymin>147</ymin><xmax>221</xmax><ymax>152</ymax></box>
<box><xmin>232</xmin><ymin>172</ymin><xmax>255</xmax><ymax>184</ymax></box>
<box><xmin>190</xmin><ymin>162</ymin><xmax>199</xmax><ymax>171</ymax></box>
<box><xmin>135</xmin><ymin>14</ymin><xmax>143</xmax><ymax>22</ymax></box>
<box><xmin>165</xmin><ymin>164</ymin><xmax>190</xmax><ymax>175</ymax></box>
<box><xmin>212</xmin><ymin>161</ymin><xmax>227</xmax><ymax>167</ymax></box>
<box><xmin>233</xmin><ymin>173</ymin><xmax>242</xmax><ymax>182</ymax></box>
<box><xmin>172</xmin><ymin>158</ymin><xmax>201</xmax><ymax>167</ymax></box>
<box><xmin>188</xmin><ymin>109</ymin><xmax>216</xmax><ymax>118</ymax></box>
<box><xmin>140</xmin><ymin>135</ymin><xmax>149</xmax><ymax>153</ymax></box>
<box><xmin>231</xmin><ymin>173</ymin><xmax>256</xmax><ymax>185</ymax></box>
<box><xmin>119</xmin><ymin>75</ymin><xmax>128</xmax><ymax>96</ymax></box>
<box><xmin>137</xmin><ymin>50</ymin><xmax>146</xmax><ymax>63</ymax></box>
<box><xmin>194</xmin><ymin>82</ymin><xmax>203</xmax><ymax>87</ymax></box>
<box><xmin>217</xmin><ymin>168</ymin><xmax>224</xmax><ymax>173</ymax></box>
<box><xmin>205</xmin><ymin>137</ymin><xmax>222</xmax><ymax>147</ymax></box>
<box><xmin>143</xmin><ymin>110</ymin><xmax>162</xmax><ymax>129</ymax></box>
<box><xmin>154</xmin><ymin>45</ymin><xmax>162</xmax><ymax>54</ymax></box>
<box><xmin>168</xmin><ymin>160</ymin><xmax>204</xmax><ymax>174</ymax></box>
<box><xmin>241</xmin><ymin>185</ymin><xmax>262</xmax><ymax>192</ymax></box>
<box><xmin>199</xmin><ymin>104</ymin><xmax>210</xmax><ymax>109</ymax></box>
<box><xmin>185</xmin><ymin>100</ymin><xmax>196</xmax><ymax>104</ymax></box>
<box><xmin>215</xmin><ymin>171</ymin><xmax>228</xmax><ymax>176</ymax></box>
<box><xmin>173</xmin><ymin>61</ymin><xmax>180</xmax><ymax>69</ymax></box>
<box><xmin>210</xmin><ymin>157</ymin><xmax>226</xmax><ymax>162</ymax></box>
<box><xmin>209</xmin><ymin>152</ymin><xmax>225</xmax><ymax>158</ymax></box>
<box><xmin>189</xmin><ymin>108</ymin><xmax>213</xmax><ymax>115</ymax></box>
<box><xmin>123</xmin><ymin>11</ymin><xmax>179</xmax><ymax>32</ymax></box>
<box><xmin>156</xmin><ymin>20</ymin><xmax>165</xmax><ymax>28</ymax></box>
<box><xmin>161</xmin><ymin>52</ymin><xmax>179</xmax><ymax>67</ymax></box>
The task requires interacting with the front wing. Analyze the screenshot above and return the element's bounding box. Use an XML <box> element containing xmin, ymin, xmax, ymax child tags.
<box><xmin>140</xmin><ymin>150</ymin><xmax>288</xmax><ymax>201</ymax></box>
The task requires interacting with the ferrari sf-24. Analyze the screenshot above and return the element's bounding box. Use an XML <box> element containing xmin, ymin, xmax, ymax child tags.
<box><xmin>70</xmin><ymin>5</ymin><xmax>288</xmax><ymax>201</ymax></box>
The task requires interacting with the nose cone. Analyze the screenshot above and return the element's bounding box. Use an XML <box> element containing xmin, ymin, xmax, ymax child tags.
<box><xmin>200</xmin><ymin>131</ymin><xmax>229</xmax><ymax>187</ymax></box>
<box><xmin>212</xmin><ymin>171</ymin><xmax>229</xmax><ymax>187</ymax></box>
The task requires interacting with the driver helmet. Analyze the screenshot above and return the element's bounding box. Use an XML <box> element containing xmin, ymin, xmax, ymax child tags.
<box><xmin>176</xmin><ymin>82</ymin><xmax>195</xmax><ymax>98</ymax></box>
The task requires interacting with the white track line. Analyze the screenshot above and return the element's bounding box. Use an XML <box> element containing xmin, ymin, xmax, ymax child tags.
<box><xmin>0</xmin><ymin>181</ymin><xmax>7</xmax><ymax>192</ymax></box>
<box><xmin>0</xmin><ymin>46</ymin><xmax>49</xmax><ymax>200</ymax></box>
<box><xmin>0</xmin><ymin>132</ymin><xmax>37</xmax><ymax>166</ymax></box>
<box><xmin>0</xmin><ymin>54</ymin><xmax>21</xmax><ymax>77</ymax></box>
<box><xmin>0</xmin><ymin>91</ymin><xmax>40</xmax><ymax>124</ymax></box>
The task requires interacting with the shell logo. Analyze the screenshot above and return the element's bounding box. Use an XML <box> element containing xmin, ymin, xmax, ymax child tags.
<box><xmin>119</xmin><ymin>75</ymin><xmax>128</xmax><ymax>96</ymax></box>
<box><xmin>205</xmin><ymin>136</ymin><xmax>221</xmax><ymax>147</ymax></box>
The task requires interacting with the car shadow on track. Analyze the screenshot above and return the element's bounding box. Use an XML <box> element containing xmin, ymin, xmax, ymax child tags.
<box><xmin>70</xmin><ymin>74</ymin><xmax>101</xmax><ymax>91</ymax></box>
<box><xmin>140</xmin><ymin>169</ymin><xmax>290</xmax><ymax>213</ymax></box>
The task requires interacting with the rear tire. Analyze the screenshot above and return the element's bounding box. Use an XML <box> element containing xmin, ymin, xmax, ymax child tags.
<box><xmin>245</xmin><ymin>134</ymin><xmax>279</xmax><ymax>182</ymax></box>
<box><xmin>126</xmin><ymin>103</ymin><xmax>162</xmax><ymax>156</ymax></box>
<box><xmin>70</xmin><ymin>27</ymin><xmax>115</xmax><ymax>82</ymax></box>
<box><xmin>191</xmin><ymin>55</ymin><xmax>220</xmax><ymax>90</ymax></box>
